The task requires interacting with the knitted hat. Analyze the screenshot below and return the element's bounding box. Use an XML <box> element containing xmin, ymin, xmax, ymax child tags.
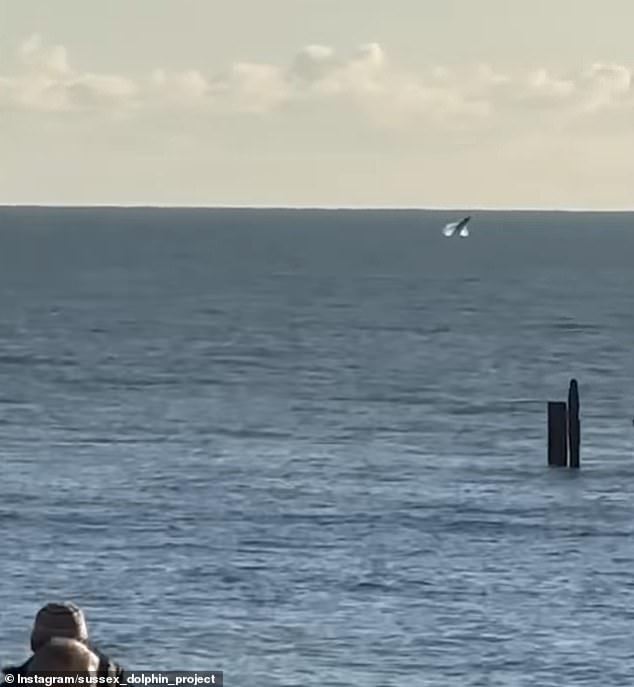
<box><xmin>31</xmin><ymin>603</ymin><xmax>89</xmax><ymax>651</ymax></box>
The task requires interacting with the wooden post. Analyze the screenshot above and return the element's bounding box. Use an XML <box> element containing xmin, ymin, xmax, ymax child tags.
<box><xmin>548</xmin><ymin>401</ymin><xmax>568</xmax><ymax>467</ymax></box>
<box><xmin>568</xmin><ymin>379</ymin><xmax>580</xmax><ymax>469</ymax></box>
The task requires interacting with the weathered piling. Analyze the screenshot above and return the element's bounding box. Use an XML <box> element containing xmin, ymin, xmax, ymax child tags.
<box><xmin>547</xmin><ymin>401</ymin><xmax>568</xmax><ymax>467</ymax></box>
<box><xmin>568</xmin><ymin>379</ymin><xmax>580</xmax><ymax>469</ymax></box>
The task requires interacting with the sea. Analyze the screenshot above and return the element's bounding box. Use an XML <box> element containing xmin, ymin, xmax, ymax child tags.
<box><xmin>1</xmin><ymin>207</ymin><xmax>634</xmax><ymax>686</ymax></box>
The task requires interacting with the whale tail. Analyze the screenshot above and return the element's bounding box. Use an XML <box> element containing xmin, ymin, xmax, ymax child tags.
<box><xmin>442</xmin><ymin>215</ymin><xmax>471</xmax><ymax>237</ymax></box>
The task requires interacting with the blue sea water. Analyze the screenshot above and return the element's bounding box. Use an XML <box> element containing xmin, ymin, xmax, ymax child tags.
<box><xmin>1</xmin><ymin>207</ymin><xmax>634</xmax><ymax>686</ymax></box>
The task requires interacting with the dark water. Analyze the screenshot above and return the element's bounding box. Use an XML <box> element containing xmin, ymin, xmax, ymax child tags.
<box><xmin>1</xmin><ymin>207</ymin><xmax>634</xmax><ymax>686</ymax></box>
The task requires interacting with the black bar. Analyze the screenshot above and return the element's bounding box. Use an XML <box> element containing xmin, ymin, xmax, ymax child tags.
<box><xmin>568</xmin><ymin>379</ymin><xmax>580</xmax><ymax>469</ymax></box>
<box><xmin>548</xmin><ymin>401</ymin><xmax>567</xmax><ymax>467</ymax></box>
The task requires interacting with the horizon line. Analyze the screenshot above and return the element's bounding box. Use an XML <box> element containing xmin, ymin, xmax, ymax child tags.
<box><xmin>1</xmin><ymin>203</ymin><xmax>634</xmax><ymax>213</ymax></box>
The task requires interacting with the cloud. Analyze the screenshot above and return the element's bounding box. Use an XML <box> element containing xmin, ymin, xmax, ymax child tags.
<box><xmin>309</xmin><ymin>43</ymin><xmax>386</xmax><ymax>96</ymax></box>
<box><xmin>19</xmin><ymin>33</ymin><xmax>71</xmax><ymax>77</ymax></box>
<box><xmin>218</xmin><ymin>62</ymin><xmax>291</xmax><ymax>112</ymax></box>
<box><xmin>150</xmin><ymin>69</ymin><xmax>209</xmax><ymax>101</ymax></box>
<box><xmin>580</xmin><ymin>62</ymin><xmax>632</xmax><ymax>111</ymax></box>
<box><xmin>67</xmin><ymin>74</ymin><xmax>138</xmax><ymax>108</ymax></box>
<box><xmin>282</xmin><ymin>43</ymin><xmax>490</xmax><ymax>127</ymax></box>
<box><xmin>1</xmin><ymin>33</ymin><xmax>634</xmax><ymax>132</ymax></box>
<box><xmin>524</xmin><ymin>69</ymin><xmax>576</xmax><ymax>102</ymax></box>
<box><xmin>2</xmin><ymin>33</ymin><xmax>137</xmax><ymax>112</ymax></box>
<box><xmin>289</xmin><ymin>44</ymin><xmax>338</xmax><ymax>83</ymax></box>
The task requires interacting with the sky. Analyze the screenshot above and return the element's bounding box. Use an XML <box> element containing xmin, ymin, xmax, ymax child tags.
<box><xmin>1</xmin><ymin>0</ymin><xmax>634</xmax><ymax>208</ymax></box>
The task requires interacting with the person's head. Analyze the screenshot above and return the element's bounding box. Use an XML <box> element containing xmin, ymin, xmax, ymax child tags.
<box><xmin>27</xmin><ymin>638</ymin><xmax>99</xmax><ymax>674</ymax></box>
<box><xmin>30</xmin><ymin>603</ymin><xmax>89</xmax><ymax>652</ymax></box>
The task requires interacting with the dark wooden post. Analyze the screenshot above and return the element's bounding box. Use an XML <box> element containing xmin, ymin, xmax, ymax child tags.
<box><xmin>548</xmin><ymin>401</ymin><xmax>568</xmax><ymax>467</ymax></box>
<box><xmin>568</xmin><ymin>379</ymin><xmax>580</xmax><ymax>469</ymax></box>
